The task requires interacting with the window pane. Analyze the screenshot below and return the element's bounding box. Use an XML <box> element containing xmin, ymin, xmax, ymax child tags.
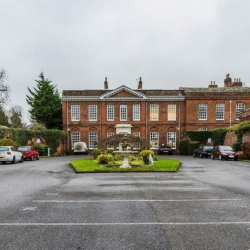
<box><xmin>107</xmin><ymin>105</ymin><xmax>114</xmax><ymax>121</ymax></box>
<box><xmin>120</xmin><ymin>105</ymin><xmax>127</xmax><ymax>121</ymax></box>
<box><xmin>150</xmin><ymin>132</ymin><xmax>159</xmax><ymax>149</ymax></box>
<box><xmin>167</xmin><ymin>132</ymin><xmax>176</xmax><ymax>149</ymax></box>
<box><xmin>216</xmin><ymin>104</ymin><xmax>225</xmax><ymax>120</ymax></box>
<box><xmin>89</xmin><ymin>132</ymin><xmax>97</xmax><ymax>149</ymax></box>
<box><xmin>150</xmin><ymin>104</ymin><xmax>159</xmax><ymax>121</ymax></box>
<box><xmin>72</xmin><ymin>133</ymin><xmax>80</xmax><ymax>146</ymax></box>
<box><xmin>71</xmin><ymin>105</ymin><xmax>80</xmax><ymax>121</ymax></box>
<box><xmin>89</xmin><ymin>105</ymin><xmax>97</xmax><ymax>121</ymax></box>
<box><xmin>236</xmin><ymin>103</ymin><xmax>245</xmax><ymax>120</ymax></box>
<box><xmin>133</xmin><ymin>104</ymin><xmax>140</xmax><ymax>121</ymax></box>
<box><xmin>168</xmin><ymin>105</ymin><xmax>176</xmax><ymax>121</ymax></box>
<box><xmin>199</xmin><ymin>104</ymin><xmax>207</xmax><ymax>120</ymax></box>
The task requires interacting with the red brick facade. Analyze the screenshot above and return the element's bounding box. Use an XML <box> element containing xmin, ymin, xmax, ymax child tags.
<box><xmin>61</xmin><ymin>75</ymin><xmax>250</xmax><ymax>152</ymax></box>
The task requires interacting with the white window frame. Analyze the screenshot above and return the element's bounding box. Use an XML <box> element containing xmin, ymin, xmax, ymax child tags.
<box><xmin>133</xmin><ymin>104</ymin><xmax>140</xmax><ymax>121</ymax></box>
<box><xmin>150</xmin><ymin>132</ymin><xmax>159</xmax><ymax>149</ymax></box>
<box><xmin>107</xmin><ymin>132</ymin><xmax>114</xmax><ymax>150</ymax></box>
<box><xmin>198</xmin><ymin>128</ymin><xmax>208</xmax><ymax>131</ymax></box>
<box><xmin>236</xmin><ymin>103</ymin><xmax>245</xmax><ymax>120</ymax></box>
<box><xmin>120</xmin><ymin>105</ymin><xmax>127</xmax><ymax>121</ymax></box>
<box><xmin>89</xmin><ymin>132</ymin><xmax>98</xmax><ymax>149</ymax></box>
<box><xmin>71</xmin><ymin>105</ymin><xmax>80</xmax><ymax>121</ymax></box>
<box><xmin>168</xmin><ymin>104</ymin><xmax>176</xmax><ymax>121</ymax></box>
<box><xmin>89</xmin><ymin>105</ymin><xmax>97</xmax><ymax>121</ymax></box>
<box><xmin>107</xmin><ymin>105</ymin><xmax>114</xmax><ymax>121</ymax></box>
<box><xmin>71</xmin><ymin>132</ymin><xmax>80</xmax><ymax>147</ymax></box>
<box><xmin>150</xmin><ymin>104</ymin><xmax>159</xmax><ymax>121</ymax></box>
<box><xmin>216</xmin><ymin>104</ymin><xmax>225</xmax><ymax>120</ymax></box>
<box><xmin>167</xmin><ymin>132</ymin><xmax>176</xmax><ymax>149</ymax></box>
<box><xmin>133</xmin><ymin>132</ymin><xmax>140</xmax><ymax>149</ymax></box>
<box><xmin>199</xmin><ymin>104</ymin><xmax>207</xmax><ymax>120</ymax></box>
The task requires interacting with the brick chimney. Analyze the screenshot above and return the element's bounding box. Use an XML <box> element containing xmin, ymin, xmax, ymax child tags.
<box><xmin>224</xmin><ymin>73</ymin><xmax>232</xmax><ymax>87</ymax></box>
<box><xmin>104</xmin><ymin>77</ymin><xmax>108</xmax><ymax>89</ymax></box>
<box><xmin>232</xmin><ymin>78</ymin><xmax>242</xmax><ymax>87</ymax></box>
<box><xmin>208</xmin><ymin>81</ymin><xmax>218</xmax><ymax>88</ymax></box>
<box><xmin>138</xmin><ymin>77</ymin><xmax>142</xmax><ymax>89</ymax></box>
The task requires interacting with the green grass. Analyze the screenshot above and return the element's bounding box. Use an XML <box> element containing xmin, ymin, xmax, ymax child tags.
<box><xmin>71</xmin><ymin>158</ymin><xmax>181</xmax><ymax>173</ymax></box>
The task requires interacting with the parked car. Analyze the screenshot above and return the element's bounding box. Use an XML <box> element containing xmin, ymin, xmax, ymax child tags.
<box><xmin>17</xmin><ymin>146</ymin><xmax>40</xmax><ymax>160</ymax></box>
<box><xmin>211</xmin><ymin>145</ymin><xmax>238</xmax><ymax>161</ymax></box>
<box><xmin>73</xmin><ymin>142</ymin><xmax>88</xmax><ymax>155</ymax></box>
<box><xmin>0</xmin><ymin>146</ymin><xmax>24</xmax><ymax>164</ymax></box>
<box><xmin>157</xmin><ymin>144</ymin><xmax>172</xmax><ymax>155</ymax></box>
<box><xmin>193</xmin><ymin>145</ymin><xmax>214</xmax><ymax>158</ymax></box>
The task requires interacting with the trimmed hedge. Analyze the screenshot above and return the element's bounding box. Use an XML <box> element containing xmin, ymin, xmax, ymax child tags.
<box><xmin>179</xmin><ymin>140</ymin><xmax>188</xmax><ymax>155</ymax></box>
<box><xmin>211</xmin><ymin>128</ymin><xmax>227</xmax><ymax>146</ymax></box>
<box><xmin>186</xmin><ymin>131</ymin><xmax>211</xmax><ymax>145</ymax></box>
<box><xmin>188</xmin><ymin>141</ymin><xmax>200</xmax><ymax>156</ymax></box>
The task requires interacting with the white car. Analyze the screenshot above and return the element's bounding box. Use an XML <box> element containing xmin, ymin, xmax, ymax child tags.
<box><xmin>0</xmin><ymin>146</ymin><xmax>24</xmax><ymax>164</ymax></box>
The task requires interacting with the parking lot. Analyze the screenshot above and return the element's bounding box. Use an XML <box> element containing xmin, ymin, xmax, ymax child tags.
<box><xmin>0</xmin><ymin>155</ymin><xmax>250</xmax><ymax>249</ymax></box>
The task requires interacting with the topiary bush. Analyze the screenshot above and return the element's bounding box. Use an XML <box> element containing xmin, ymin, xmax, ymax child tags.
<box><xmin>34</xmin><ymin>144</ymin><xmax>49</xmax><ymax>156</ymax></box>
<box><xmin>0</xmin><ymin>138</ymin><xmax>17</xmax><ymax>148</ymax></box>
<box><xmin>140</xmin><ymin>150</ymin><xmax>156</xmax><ymax>164</ymax></box>
<box><xmin>188</xmin><ymin>141</ymin><xmax>200</xmax><ymax>156</ymax></box>
<box><xmin>179</xmin><ymin>140</ymin><xmax>188</xmax><ymax>155</ymax></box>
<box><xmin>97</xmin><ymin>154</ymin><xmax>114</xmax><ymax>164</ymax></box>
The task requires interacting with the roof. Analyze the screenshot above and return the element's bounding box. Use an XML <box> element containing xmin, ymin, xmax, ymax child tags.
<box><xmin>179</xmin><ymin>87</ymin><xmax>250</xmax><ymax>93</ymax></box>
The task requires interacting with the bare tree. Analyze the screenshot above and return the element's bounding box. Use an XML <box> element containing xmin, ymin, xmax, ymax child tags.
<box><xmin>9</xmin><ymin>105</ymin><xmax>23</xmax><ymax>128</ymax></box>
<box><xmin>0</xmin><ymin>68</ymin><xmax>10</xmax><ymax>105</ymax></box>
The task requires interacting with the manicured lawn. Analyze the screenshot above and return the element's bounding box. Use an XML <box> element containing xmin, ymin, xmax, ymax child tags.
<box><xmin>71</xmin><ymin>158</ymin><xmax>181</xmax><ymax>173</ymax></box>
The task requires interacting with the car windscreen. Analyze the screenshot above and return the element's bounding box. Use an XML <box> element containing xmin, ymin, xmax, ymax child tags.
<box><xmin>204</xmin><ymin>146</ymin><xmax>213</xmax><ymax>150</ymax></box>
<box><xmin>0</xmin><ymin>147</ymin><xmax>9</xmax><ymax>151</ymax></box>
<box><xmin>220</xmin><ymin>146</ymin><xmax>233</xmax><ymax>151</ymax></box>
<box><xmin>17</xmin><ymin>147</ymin><xmax>29</xmax><ymax>152</ymax></box>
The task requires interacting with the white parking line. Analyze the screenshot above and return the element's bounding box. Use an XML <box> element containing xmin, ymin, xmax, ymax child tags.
<box><xmin>1</xmin><ymin>222</ymin><xmax>250</xmax><ymax>226</ymax></box>
<box><xmin>33</xmin><ymin>198</ymin><xmax>240</xmax><ymax>203</ymax></box>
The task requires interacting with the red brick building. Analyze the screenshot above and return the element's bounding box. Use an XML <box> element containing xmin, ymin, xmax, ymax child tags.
<box><xmin>61</xmin><ymin>74</ymin><xmax>250</xmax><ymax>152</ymax></box>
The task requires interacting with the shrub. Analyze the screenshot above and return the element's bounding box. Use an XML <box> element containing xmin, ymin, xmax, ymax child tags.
<box><xmin>64</xmin><ymin>149</ymin><xmax>73</xmax><ymax>155</ymax></box>
<box><xmin>188</xmin><ymin>141</ymin><xmax>200</xmax><ymax>156</ymax></box>
<box><xmin>186</xmin><ymin>131</ymin><xmax>211</xmax><ymax>145</ymax></box>
<box><xmin>92</xmin><ymin>149</ymin><xmax>103</xmax><ymax>159</ymax></box>
<box><xmin>97</xmin><ymin>154</ymin><xmax>114</xmax><ymax>164</ymax></box>
<box><xmin>113</xmin><ymin>154</ymin><xmax>123</xmax><ymax>161</ymax></box>
<box><xmin>179</xmin><ymin>140</ymin><xmax>188</xmax><ymax>155</ymax></box>
<box><xmin>232</xmin><ymin>142</ymin><xmax>242</xmax><ymax>152</ymax></box>
<box><xmin>34</xmin><ymin>144</ymin><xmax>49</xmax><ymax>156</ymax></box>
<box><xmin>237</xmin><ymin>151</ymin><xmax>244</xmax><ymax>159</ymax></box>
<box><xmin>0</xmin><ymin>138</ymin><xmax>17</xmax><ymax>148</ymax></box>
<box><xmin>211</xmin><ymin>128</ymin><xmax>227</xmax><ymax>146</ymax></box>
<box><xmin>128</xmin><ymin>155</ymin><xmax>136</xmax><ymax>162</ymax></box>
<box><xmin>241</xmin><ymin>142</ymin><xmax>250</xmax><ymax>160</ymax></box>
<box><xmin>140</xmin><ymin>150</ymin><xmax>156</xmax><ymax>164</ymax></box>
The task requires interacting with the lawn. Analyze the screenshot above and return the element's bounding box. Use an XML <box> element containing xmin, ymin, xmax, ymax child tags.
<box><xmin>71</xmin><ymin>158</ymin><xmax>181</xmax><ymax>173</ymax></box>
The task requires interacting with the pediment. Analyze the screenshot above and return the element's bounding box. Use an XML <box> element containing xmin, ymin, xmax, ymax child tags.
<box><xmin>100</xmin><ymin>85</ymin><xmax>146</xmax><ymax>99</ymax></box>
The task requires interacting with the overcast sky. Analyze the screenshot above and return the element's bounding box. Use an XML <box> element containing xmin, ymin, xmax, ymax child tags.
<box><xmin>1</xmin><ymin>0</ymin><xmax>250</xmax><ymax>123</ymax></box>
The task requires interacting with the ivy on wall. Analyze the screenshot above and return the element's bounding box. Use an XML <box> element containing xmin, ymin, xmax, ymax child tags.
<box><xmin>0</xmin><ymin>127</ymin><xmax>65</xmax><ymax>155</ymax></box>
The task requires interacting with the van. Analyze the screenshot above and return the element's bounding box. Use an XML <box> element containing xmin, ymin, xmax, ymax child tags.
<box><xmin>73</xmin><ymin>142</ymin><xmax>88</xmax><ymax>155</ymax></box>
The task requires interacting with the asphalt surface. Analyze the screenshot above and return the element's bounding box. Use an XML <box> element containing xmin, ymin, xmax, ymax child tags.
<box><xmin>0</xmin><ymin>155</ymin><xmax>250</xmax><ymax>250</ymax></box>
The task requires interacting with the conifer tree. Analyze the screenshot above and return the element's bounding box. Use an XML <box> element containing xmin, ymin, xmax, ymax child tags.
<box><xmin>26</xmin><ymin>72</ymin><xmax>62</xmax><ymax>129</ymax></box>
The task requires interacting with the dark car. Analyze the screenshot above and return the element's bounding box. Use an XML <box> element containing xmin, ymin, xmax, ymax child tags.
<box><xmin>158</xmin><ymin>145</ymin><xmax>172</xmax><ymax>155</ymax></box>
<box><xmin>17</xmin><ymin>146</ymin><xmax>40</xmax><ymax>161</ymax></box>
<box><xmin>193</xmin><ymin>145</ymin><xmax>214</xmax><ymax>158</ymax></box>
<box><xmin>211</xmin><ymin>145</ymin><xmax>238</xmax><ymax>161</ymax></box>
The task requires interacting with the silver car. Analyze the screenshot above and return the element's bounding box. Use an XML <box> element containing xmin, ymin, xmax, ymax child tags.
<box><xmin>0</xmin><ymin>146</ymin><xmax>24</xmax><ymax>164</ymax></box>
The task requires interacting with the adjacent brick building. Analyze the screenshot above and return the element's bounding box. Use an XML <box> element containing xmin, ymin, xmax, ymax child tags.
<box><xmin>61</xmin><ymin>74</ymin><xmax>250</xmax><ymax>153</ymax></box>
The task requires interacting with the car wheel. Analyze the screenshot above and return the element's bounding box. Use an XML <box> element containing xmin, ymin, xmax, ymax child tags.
<box><xmin>37</xmin><ymin>155</ymin><xmax>40</xmax><ymax>160</ymax></box>
<box><xmin>2</xmin><ymin>162</ymin><xmax>6</xmax><ymax>164</ymax></box>
<box><xmin>20</xmin><ymin>156</ymin><xmax>24</xmax><ymax>163</ymax></box>
<box><xmin>30</xmin><ymin>156</ymin><xmax>34</xmax><ymax>161</ymax></box>
<box><xmin>11</xmin><ymin>156</ymin><xmax>16</xmax><ymax>164</ymax></box>
<box><xmin>234</xmin><ymin>158</ymin><xmax>238</xmax><ymax>161</ymax></box>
